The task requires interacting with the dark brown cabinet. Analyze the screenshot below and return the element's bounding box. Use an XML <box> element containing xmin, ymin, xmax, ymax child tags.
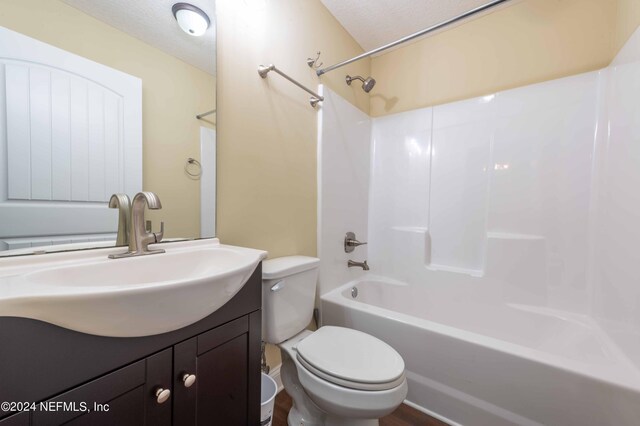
<box><xmin>0</xmin><ymin>412</ymin><xmax>29</xmax><ymax>426</ymax></box>
<box><xmin>0</xmin><ymin>264</ymin><xmax>262</xmax><ymax>426</ymax></box>
<box><xmin>33</xmin><ymin>348</ymin><xmax>171</xmax><ymax>426</ymax></box>
<box><xmin>196</xmin><ymin>334</ymin><xmax>248</xmax><ymax>425</ymax></box>
<box><xmin>173</xmin><ymin>314</ymin><xmax>261</xmax><ymax>426</ymax></box>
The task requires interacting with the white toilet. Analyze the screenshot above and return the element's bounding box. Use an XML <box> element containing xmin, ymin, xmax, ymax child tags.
<box><xmin>262</xmin><ymin>256</ymin><xmax>408</xmax><ymax>426</ymax></box>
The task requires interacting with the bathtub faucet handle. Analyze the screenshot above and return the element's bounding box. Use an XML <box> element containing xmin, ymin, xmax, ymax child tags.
<box><xmin>344</xmin><ymin>232</ymin><xmax>367</xmax><ymax>253</ymax></box>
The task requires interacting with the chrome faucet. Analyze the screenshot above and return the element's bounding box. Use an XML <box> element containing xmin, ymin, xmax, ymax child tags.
<box><xmin>348</xmin><ymin>260</ymin><xmax>369</xmax><ymax>270</ymax></box>
<box><xmin>109</xmin><ymin>191</ymin><xmax>165</xmax><ymax>259</ymax></box>
<box><xmin>108</xmin><ymin>193</ymin><xmax>131</xmax><ymax>246</ymax></box>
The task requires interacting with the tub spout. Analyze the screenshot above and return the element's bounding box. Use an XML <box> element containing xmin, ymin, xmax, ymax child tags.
<box><xmin>348</xmin><ymin>260</ymin><xmax>369</xmax><ymax>270</ymax></box>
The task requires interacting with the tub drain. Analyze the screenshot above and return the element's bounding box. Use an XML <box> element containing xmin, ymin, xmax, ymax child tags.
<box><xmin>351</xmin><ymin>287</ymin><xmax>358</xmax><ymax>298</ymax></box>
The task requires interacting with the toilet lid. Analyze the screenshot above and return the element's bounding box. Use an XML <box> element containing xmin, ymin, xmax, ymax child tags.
<box><xmin>295</xmin><ymin>326</ymin><xmax>405</xmax><ymax>391</ymax></box>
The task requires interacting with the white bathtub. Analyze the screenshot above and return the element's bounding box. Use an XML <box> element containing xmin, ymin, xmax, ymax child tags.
<box><xmin>321</xmin><ymin>277</ymin><xmax>640</xmax><ymax>426</ymax></box>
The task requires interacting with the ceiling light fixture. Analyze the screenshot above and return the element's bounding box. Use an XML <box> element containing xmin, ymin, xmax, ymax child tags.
<box><xmin>172</xmin><ymin>3</ymin><xmax>210</xmax><ymax>37</ymax></box>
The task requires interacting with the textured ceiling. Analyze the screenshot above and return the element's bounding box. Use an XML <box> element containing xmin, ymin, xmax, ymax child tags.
<box><xmin>62</xmin><ymin>0</ymin><xmax>216</xmax><ymax>75</ymax></box>
<box><xmin>320</xmin><ymin>0</ymin><xmax>500</xmax><ymax>52</ymax></box>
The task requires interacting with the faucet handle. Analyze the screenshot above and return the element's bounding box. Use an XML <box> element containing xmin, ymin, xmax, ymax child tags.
<box><xmin>145</xmin><ymin>220</ymin><xmax>164</xmax><ymax>243</ymax></box>
<box><xmin>344</xmin><ymin>232</ymin><xmax>367</xmax><ymax>253</ymax></box>
<box><xmin>153</xmin><ymin>221</ymin><xmax>165</xmax><ymax>243</ymax></box>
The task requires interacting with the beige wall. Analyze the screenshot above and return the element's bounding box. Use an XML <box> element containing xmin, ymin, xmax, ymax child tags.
<box><xmin>215</xmin><ymin>0</ymin><xmax>370</xmax><ymax>259</ymax></box>
<box><xmin>370</xmin><ymin>0</ymin><xmax>621</xmax><ymax>116</ymax></box>
<box><xmin>614</xmin><ymin>0</ymin><xmax>640</xmax><ymax>54</ymax></box>
<box><xmin>216</xmin><ymin>0</ymin><xmax>370</xmax><ymax>369</ymax></box>
<box><xmin>0</xmin><ymin>0</ymin><xmax>215</xmax><ymax>238</ymax></box>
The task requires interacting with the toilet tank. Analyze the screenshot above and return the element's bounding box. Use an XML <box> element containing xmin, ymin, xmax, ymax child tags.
<box><xmin>262</xmin><ymin>256</ymin><xmax>320</xmax><ymax>344</ymax></box>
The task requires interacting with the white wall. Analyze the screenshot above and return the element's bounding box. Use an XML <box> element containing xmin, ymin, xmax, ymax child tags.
<box><xmin>317</xmin><ymin>86</ymin><xmax>371</xmax><ymax>296</ymax></box>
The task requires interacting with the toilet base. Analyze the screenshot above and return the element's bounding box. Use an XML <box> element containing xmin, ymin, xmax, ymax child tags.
<box><xmin>287</xmin><ymin>408</ymin><xmax>380</xmax><ymax>426</ymax></box>
<box><xmin>282</xmin><ymin>349</ymin><xmax>325</xmax><ymax>426</ymax></box>
<box><xmin>280</xmin><ymin>339</ymin><xmax>381</xmax><ymax>426</ymax></box>
<box><xmin>285</xmin><ymin>388</ymin><xmax>379</xmax><ymax>426</ymax></box>
<box><xmin>320</xmin><ymin>416</ymin><xmax>378</xmax><ymax>426</ymax></box>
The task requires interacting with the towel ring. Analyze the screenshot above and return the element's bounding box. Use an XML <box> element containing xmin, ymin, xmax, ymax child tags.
<box><xmin>185</xmin><ymin>157</ymin><xmax>202</xmax><ymax>178</ymax></box>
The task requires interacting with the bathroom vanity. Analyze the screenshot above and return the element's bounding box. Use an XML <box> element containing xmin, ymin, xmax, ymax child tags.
<box><xmin>0</xmin><ymin>249</ymin><xmax>263</xmax><ymax>426</ymax></box>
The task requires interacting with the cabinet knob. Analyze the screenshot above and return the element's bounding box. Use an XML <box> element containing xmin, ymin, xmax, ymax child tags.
<box><xmin>182</xmin><ymin>373</ymin><xmax>197</xmax><ymax>388</ymax></box>
<box><xmin>155</xmin><ymin>387</ymin><xmax>171</xmax><ymax>404</ymax></box>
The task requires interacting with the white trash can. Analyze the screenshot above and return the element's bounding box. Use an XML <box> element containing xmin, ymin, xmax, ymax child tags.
<box><xmin>260</xmin><ymin>373</ymin><xmax>278</xmax><ymax>426</ymax></box>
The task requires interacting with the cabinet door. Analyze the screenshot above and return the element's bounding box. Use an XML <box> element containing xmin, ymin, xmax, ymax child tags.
<box><xmin>197</xmin><ymin>334</ymin><xmax>248</xmax><ymax>425</ymax></box>
<box><xmin>32</xmin><ymin>348</ymin><xmax>172</xmax><ymax>426</ymax></box>
<box><xmin>174</xmin><ymin>315</ymin><xmax>256</xmax><ymax>426</ymax></box>
<box><xmin>0</xmin><ymin>412</ymin><xmax>29</xmax><ymax>426</ymax></box>
<box><xmin>173</xmin><ymin>337</ymin><xmax>197</xmax><ymax>426</ymax></box>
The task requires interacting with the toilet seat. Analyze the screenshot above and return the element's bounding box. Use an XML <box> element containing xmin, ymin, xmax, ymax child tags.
<box><xmin>295</xmin><ymin>326</ymin><xmax>405</xmax><ymax>391</ymax></box>
<box><xmin>279</xmin><ymin>328</ymin><xmax>409</xmax><ymax>421</ymax></box>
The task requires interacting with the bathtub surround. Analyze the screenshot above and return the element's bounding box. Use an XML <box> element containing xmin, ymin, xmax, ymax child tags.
<box><xmin>317</xmin><ymin>27</ymin><xmax>640</xmax><ymax>425</ymax></box>
<box><xmin>592</xmin><ymin>27</ymin><xmax>640</xmax><ymax>365</ymax></box>
<box><xmin>368</xmin><ymin>72</ymin><xmax>599</xmax><ymax>311</ymax></box>
<box><xmin>319</xmin><ymin>74</ymin><xmax>600</xmax><ymax>302</ymax></box>
<box><xmin>317</xmin><ymin>87</ymin><xmax>371</xmax><ymax>296</ymax></box>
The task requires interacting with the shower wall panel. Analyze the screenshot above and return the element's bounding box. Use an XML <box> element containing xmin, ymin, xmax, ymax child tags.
<box><xmin>592</xmin><ymin>28</ymin><xmax>640</xmax><ymax>362</ymax></box>
<box><xmin>368</xmin><ymin>71</ymin><xmax>601</xmax><ymax>313</ymax></box>
<box><xmin>317</xmin><ymin>86</ymin><xmax>372</xmax><ymax>296</ymax></box>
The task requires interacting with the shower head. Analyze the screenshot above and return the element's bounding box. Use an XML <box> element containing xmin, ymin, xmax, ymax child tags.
<box><xmin>346</xmin><ymin>75</ymin><xmax>376</xmax><ymax>93</ymax></box>
<box><xmin>361</xmin><ymin>77</ymin><xmax>376</xmax><ymax>93</ymax></box>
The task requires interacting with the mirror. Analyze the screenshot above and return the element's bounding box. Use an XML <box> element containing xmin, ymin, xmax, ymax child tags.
<box><xmin>0</xmin><ymin>0</ymin><xmax>216</xmax><ymax>256</ymax></box>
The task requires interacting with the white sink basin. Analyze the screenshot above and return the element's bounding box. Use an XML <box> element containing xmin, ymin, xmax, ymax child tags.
<box><xmin>0</xmin><ymin>239</ymin><xmax>267</xmax><ymax>337</ymax></box>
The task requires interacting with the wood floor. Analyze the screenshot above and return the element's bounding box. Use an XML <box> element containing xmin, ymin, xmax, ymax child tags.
<box><xmin>272</xmin><ymin>390</ymin><xmax>448</xmax><ymax>426</ymax></box>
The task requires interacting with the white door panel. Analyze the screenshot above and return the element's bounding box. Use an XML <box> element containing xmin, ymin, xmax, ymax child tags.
<box><xmin>0</xmin><ymin>25</ymin><xmax>142</xmax><ymax>249</ymax></box>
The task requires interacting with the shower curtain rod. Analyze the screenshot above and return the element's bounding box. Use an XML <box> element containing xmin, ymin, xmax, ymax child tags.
<box><xmin>316</xmin><ymin>0</ymin><xmax>512</xmax><ymax>76</ymax></box>
<box><xmin>196</xmin><ymin>109</ymin><xmax>216</xmax><ymax>119</ymax></box>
